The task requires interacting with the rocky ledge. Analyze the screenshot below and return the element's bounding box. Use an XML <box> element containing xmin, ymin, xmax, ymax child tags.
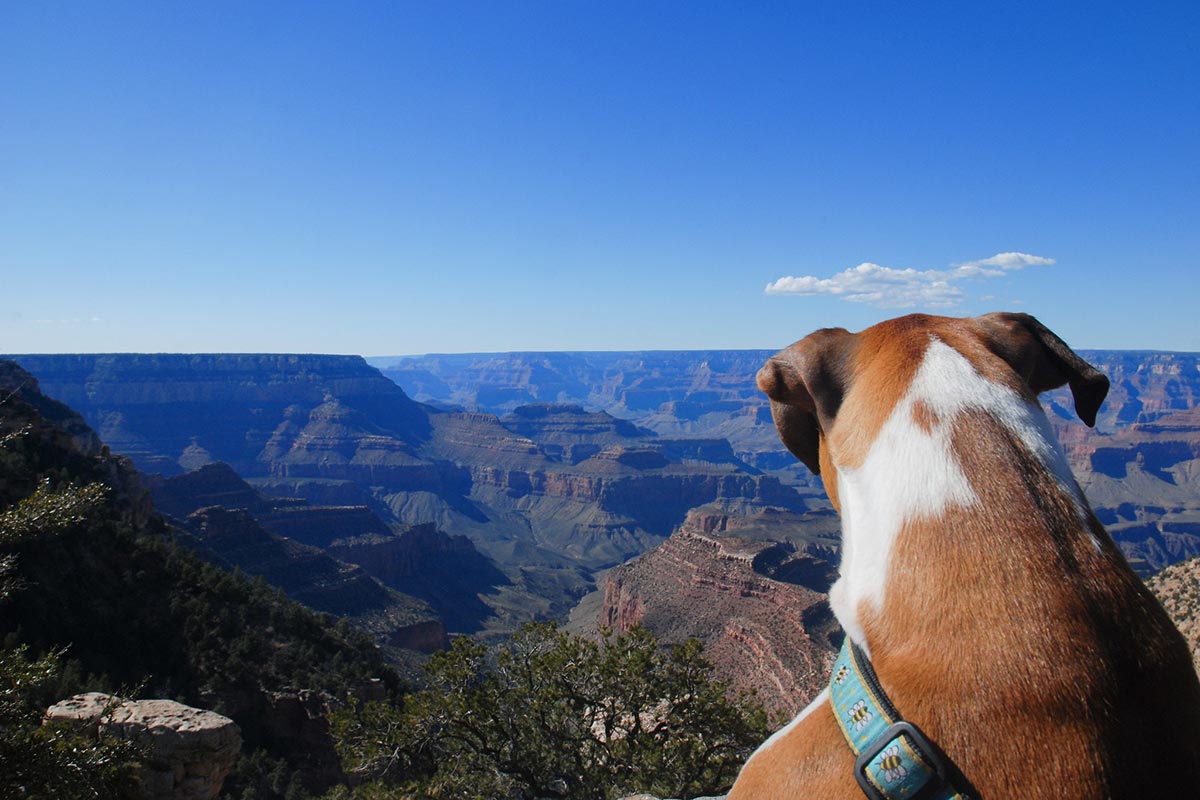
<box><xmin>45</xmin><ymin>692</ymin><xmax>241</xmax><ymax>800</ymax></box>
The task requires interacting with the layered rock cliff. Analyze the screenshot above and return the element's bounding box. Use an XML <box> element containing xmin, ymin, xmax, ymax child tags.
<box><xmin>151</xmin><ymin>461</ymin><xmax>504</xmax><ymax>640</ymax></box>
<box><xmin>326</xmin><ymin>523</ymin><xmax>509</xmax><ymax>633</ymax></box>
<box><xmin>1054</xmin><ymin>404</ymin><xmax>1200</xmax><ymax>574</ymax></box>
<box><xmin>12</xmin><ymin>354</ymin><xmax>432</xmax><ymax>478</ymax></box>
<box><xmin>377</xmin><ymin>349</ymin><xmax>1200</xmax><ymax>492</ymax></box>
<box><xmin>578</xmin><ymin>506</ymin><xmax>842</xmax><ymax>718</ymax></box>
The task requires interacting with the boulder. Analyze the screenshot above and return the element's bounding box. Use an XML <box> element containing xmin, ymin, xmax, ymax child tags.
<box><xmin>45</xmin><ymin>693</ymin><xmax>241</xmax><ymax>800</ymax></box>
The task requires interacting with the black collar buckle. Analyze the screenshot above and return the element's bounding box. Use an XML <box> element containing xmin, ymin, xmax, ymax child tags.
<box><xmin>852</xmin><ymin>720</ymin><xmax>949</xmax><ymax>800</ymax></box>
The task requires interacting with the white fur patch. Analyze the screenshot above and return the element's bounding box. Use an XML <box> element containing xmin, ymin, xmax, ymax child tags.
<box><xmin>829</xmin><ymin>338</ymin><xmax>1091</xmax><ymax>648</ymax></box>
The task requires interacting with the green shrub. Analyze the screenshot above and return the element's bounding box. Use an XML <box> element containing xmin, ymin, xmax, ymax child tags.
<box><xmin>330</xmin><ymin>622</ymin><xmax>767</xmax><ymax>800</ymax></box>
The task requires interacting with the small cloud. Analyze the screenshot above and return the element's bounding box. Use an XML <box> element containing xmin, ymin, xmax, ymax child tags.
<box><xmin>765</xmin><ymin>263</ymin><xmax>965</xmax><ymax>308</ymax></box>
<box><xmin>957</xmin><ymin>252</ymin><xmax>1055</xmax><ymax>270</ymax></box>
<box><xmin>765</xmin><ymin>252</ymin><xmax>1054</xmax><ymax>309</ymax></box>
<box><xmin>33</xmin><ymin>316</ymin><xmax>104</xmax><ymax>325</ymax></box>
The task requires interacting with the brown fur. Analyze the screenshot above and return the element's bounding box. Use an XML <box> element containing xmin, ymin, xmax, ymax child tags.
<box><xmin>730</xmin><ymin>313</ymin><xmax>1200</xmax><ymax>799</ymax></box>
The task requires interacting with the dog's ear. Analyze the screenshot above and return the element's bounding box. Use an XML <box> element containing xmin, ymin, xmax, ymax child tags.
<box><xmin>978</xmin><ymin>312</ymin><xmax>1110</xmax><ymax>427</ymax></box>
<box><xmin>756</xmin><ymin>328</ymin><xmax>854</xmax><ymax>474</ymax></box>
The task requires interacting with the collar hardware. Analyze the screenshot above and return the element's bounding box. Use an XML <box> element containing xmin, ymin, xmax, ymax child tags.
<box><xmin>853</xmin><ymin>721</ymin><xmax>947</xmax><ymax>800</ymax></box>
<box><xmin>830</xmin><ymin>640</ymin><xmax>971</xmax><ymax>800</ymax></box>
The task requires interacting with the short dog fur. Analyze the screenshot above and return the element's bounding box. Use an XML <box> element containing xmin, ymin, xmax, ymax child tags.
<box><xmin>728</xmin><ymin>312</ymin><xmax>1200</xmax><ymax>798</ymax></box>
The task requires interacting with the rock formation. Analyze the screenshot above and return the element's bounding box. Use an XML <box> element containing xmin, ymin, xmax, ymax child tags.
<box><xmin>326</xmin><ymin>522</ymin><xmax>509</xmax><ymax>633</ymax></box>
<box><xmin>151</xmin><ymin>461</ymin><xmax>505</xmax><ymax>636</ymax></box>
<box><xmin>44</xmin><ymin>693</ymin><xmax>241</xmax><ymax>800</ymax></box>
<box><xmin>579</xmin><ymin>506</ymin><xmax>842</xmax><ymax>718</ymax></box>
<box><xmin>150</xmin><ymin>457</ymin><xmax>448</xmax><ymax>650</ymax></box>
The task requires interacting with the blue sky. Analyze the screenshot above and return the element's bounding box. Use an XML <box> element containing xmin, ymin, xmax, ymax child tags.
<box><xmin>2</xmin><ymin>2</ymin><xmax>1197</xmax><ymax>355</ymax></box>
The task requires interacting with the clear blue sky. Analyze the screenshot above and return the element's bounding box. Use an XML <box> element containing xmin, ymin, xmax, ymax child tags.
<box><xmin>2</xmin><ymin>2</ymin><xmax>1197</xmax><ymax>355</ymax></box>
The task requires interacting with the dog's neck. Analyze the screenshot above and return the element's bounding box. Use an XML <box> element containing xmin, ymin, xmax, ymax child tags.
<box><xmin>826</xmin><ymin>338</ymin><xmax>1097</xmax><ymax>658</ymax></box>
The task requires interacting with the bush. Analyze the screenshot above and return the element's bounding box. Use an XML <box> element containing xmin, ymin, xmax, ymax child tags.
<box><xmin>330</xmin><ymin>622</ymin><xmax>766</xmax><ymax>800</ymax></box>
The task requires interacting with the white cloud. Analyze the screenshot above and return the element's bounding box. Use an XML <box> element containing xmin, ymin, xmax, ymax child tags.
<box><xmin>957</xmin><ymin>252</ymin><xmax>1055</xmax><ymax>270</ymax></box>
<box><xmin>764</xmin><ymin>252</ymin><xmax>1054</xmax><ymax>309</ymax></box>
<box><xmin>32</xmin><ymin>316</ymin><xmax>105</xmax><ymax>325</ymax></box>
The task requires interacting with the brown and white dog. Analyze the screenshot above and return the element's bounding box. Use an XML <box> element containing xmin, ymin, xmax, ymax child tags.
<box><xmin>728</xmin><ymin>312</ymin><xmax>1200</xmax><ymax>799</ymax></box>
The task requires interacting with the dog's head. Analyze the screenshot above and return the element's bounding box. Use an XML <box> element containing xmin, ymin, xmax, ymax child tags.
<box><xmin>757</xmin><ymin>312</ymin><xmax>1109</xmax><ymax>497</ymax></box>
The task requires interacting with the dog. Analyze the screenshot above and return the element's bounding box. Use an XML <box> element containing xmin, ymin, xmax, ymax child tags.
<box><xmin>728</xmin><ymin>312</ymin><xmax>1200</xmax><ymax>799</ymax></box>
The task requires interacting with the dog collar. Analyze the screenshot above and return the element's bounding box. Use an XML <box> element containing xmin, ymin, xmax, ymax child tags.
<box><xmin>830</xmin><ymin>640</ymin><xmax>971</xmax><ymax>800</ymax></box>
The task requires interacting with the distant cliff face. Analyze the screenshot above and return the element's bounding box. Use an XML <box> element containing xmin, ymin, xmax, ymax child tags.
<box><xmin>0</xmin><ymin>360</ymin><xmax>152</xmax><ymax>524</ymax></box>
<box><xmin>325</xmin><ymin>523</ymin><xmax>510</xmax><ymax>634</ymax></box>
<box><xmin>151</xmin><ymin>462</ymin><xmax>447</xmax><ymax>652</ymax></box>
<box><xmin>181</xmin><ymin>504</ymin><xmax>447</xmax><ymax>652</ymax></box>
<box><xmin>376</xmin><ymin>349</ymin><xmax>1200</xmax><ymax>436</ymax></box>
<box><xmin>13</xmin><ymin>354</ymin><xmax>431</xmax><ymax>478</ymax></box>
<box><xmin>1058</xmin><ymin>404</ymin><xmax>1200</xmax><ymax>574</ymax></box>
<box><xmin>375</xmin><ymin>350</ymin><xmax>796</xmax><ymax>477</ymax></box>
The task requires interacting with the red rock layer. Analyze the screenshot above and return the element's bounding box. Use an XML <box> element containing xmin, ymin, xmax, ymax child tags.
<box><xmin>594</xmin><ymin>514</ymin><xmax>837</xmax><ymax>719</ymax></box>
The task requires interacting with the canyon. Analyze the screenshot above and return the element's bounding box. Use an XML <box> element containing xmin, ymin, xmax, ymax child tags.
<box><xmin>380</xmin><ymin>348</ymin><xmax>1200</xmax><ymax>574</ymax></box>
<box><xmin>10</xmin><ymin>354</ymin><xmax>814</xmax><ymax>633</ymax></box>
<box><xmin>7</xmin><ymin>346</ymin><xmax>1200</xmax><ymax>717</ymax></box>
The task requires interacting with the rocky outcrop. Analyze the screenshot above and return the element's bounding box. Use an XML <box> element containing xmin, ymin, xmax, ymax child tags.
<box><xmin>583</xmin><ymin>507</ymin><xmax>842</xmax><ymax>718</ymax></box>
<box><xmin>1147</xmin><ymin>557</ymin><xmax>1200</xmax><ymax>674</ymax></box>
<box><xmin>45</xmin><ymin>693</ymin><xmax>241</xmax><ymax>800</ymax></box>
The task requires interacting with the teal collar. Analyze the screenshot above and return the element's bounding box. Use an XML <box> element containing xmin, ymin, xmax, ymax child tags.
<box><xmin>830</xmin><ymin>640</ymin><xmax>972</xmax><ymax>800</ymax></box>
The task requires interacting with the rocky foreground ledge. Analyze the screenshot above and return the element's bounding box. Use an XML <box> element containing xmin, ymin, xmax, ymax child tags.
<box><xmin>44</xmin><ymin>692</ymin><xmax>241</xmax><ymax>800</ymax></box>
